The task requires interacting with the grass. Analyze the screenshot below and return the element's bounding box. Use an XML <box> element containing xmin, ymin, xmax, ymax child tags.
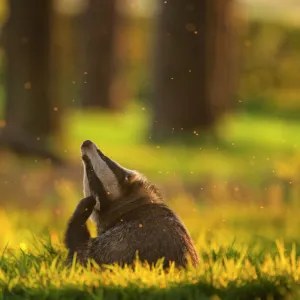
<box><xmin>1</xmin><ymin>199</ymin><xmax>300</xmax><ymax>299</ymax></box>
<box><xmin>1</xmin><ymin>106</ymin><xmax>300</xmax><ymax>298</ymax></box>
<box><xmin>1</xmin><ymin>242</ymin><xmax>300</xmax><ymax>300</ymax></box>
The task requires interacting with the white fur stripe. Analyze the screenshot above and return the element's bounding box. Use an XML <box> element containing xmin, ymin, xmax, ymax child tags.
<box><xmin>82</xmin><ymin>144</ymin><xmax>121</xmax><ymax>202</ymax></box>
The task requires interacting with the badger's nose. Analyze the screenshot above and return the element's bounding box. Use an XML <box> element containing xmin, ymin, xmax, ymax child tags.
<box><xmin>81</xmin><ymin>140</ymin><xmax>93</xmax><ymax>149</ymax></box>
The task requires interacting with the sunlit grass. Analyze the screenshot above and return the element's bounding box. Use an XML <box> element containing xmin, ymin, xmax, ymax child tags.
<box><xmin>1</xmin><ymin>240</ymin><xmax>300</xmax><ymax>299</ymax></box>
<box><xmin>1</xmin><ymin>178</ymin><xmax>300</xmax><ymax>298</ymax></box>
<box><xmin>1</xmin><ymin>198</ymin><xmax>300</xmax><ymax>299</ymax></box>
<box><xmin>1</xmin><ymin>107</ymin><xmax>300</xmax><ymax>298</ymax></box>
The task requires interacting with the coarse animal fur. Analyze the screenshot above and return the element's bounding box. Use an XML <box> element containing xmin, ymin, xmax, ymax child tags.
<box><xmin>64</xmin><ymin>140</ymin><xmax>199</xmax><ymax>269</ymax></box>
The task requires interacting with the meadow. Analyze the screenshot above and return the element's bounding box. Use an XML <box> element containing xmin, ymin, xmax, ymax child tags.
<box><xmin>1</xmin><ymin>105</ymin><xmax>300</xmax><ymax>299</ymax></box>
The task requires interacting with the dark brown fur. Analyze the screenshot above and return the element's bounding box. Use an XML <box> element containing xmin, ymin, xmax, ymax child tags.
<box><xmin>65</xmin><ymin>162</ymin><xmax>200</xmax><ymax>269</ymax></box>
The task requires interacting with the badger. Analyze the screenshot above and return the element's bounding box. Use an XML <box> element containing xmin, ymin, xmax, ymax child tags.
<box><xmin>64</xmin><ymin>140</ymin><xmax>199</xmax><ymax>269</ymax></box>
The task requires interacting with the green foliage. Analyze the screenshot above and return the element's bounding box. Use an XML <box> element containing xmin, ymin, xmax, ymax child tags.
<box><xmin>239</xmin><ymin>19</ymin><xmax>300</xmax><ymax>115</ymax></box>
<box><xmin>59</xmin><ymin>105</ymin><xmax>300</xmax><ymax>188</ymax></box>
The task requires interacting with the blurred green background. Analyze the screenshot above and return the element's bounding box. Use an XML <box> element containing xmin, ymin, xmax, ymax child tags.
<box><xmin>0</xmin><ymin>0</ymin><xmax>299</xmax><ymax>263</ymax></box>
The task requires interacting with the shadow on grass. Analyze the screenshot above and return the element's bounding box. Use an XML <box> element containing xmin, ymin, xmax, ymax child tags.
<box><xmin>1</xmin><ymin>279</ymin><xmax>297</xmax><ymax>300</ymax></box>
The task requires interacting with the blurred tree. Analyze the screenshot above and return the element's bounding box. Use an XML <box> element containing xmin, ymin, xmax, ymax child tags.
<box><xmin>0</xmin><ymin>0</ymin><xmax>62</xmax><ymax>164</ymax></box>
<box><xmin>81</xmin><ymin>0</ymin><xmax>117</xmax><ymax>109</ymax></box>
<box><xmin>151</xmin><ymin>0</ymin><xmax>237</xmax><ymax>141</ymax></box>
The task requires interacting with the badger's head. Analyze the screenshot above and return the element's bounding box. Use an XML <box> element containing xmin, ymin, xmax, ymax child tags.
<box><xmin>81</xmin><ymin>140</ymin><xmax>162</xmax><ymax>224</ymax></box>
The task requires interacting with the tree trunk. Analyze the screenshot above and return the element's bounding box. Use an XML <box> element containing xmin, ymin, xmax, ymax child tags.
<box><xmin>0</xmin><ymin>0</ymin><xmax>62</xmax><ymax>164</ymax></box>
<box><xmin>81</xmin><ymin>0</ymin><xmax>117</xmax><ymax>109</ymax></box>
<box><xmin>151</xmin><ymin>0</ymin><xmax>236</xmax><ymax>142</ymax></box>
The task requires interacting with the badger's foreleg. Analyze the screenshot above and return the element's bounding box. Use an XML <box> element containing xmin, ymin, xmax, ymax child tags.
<box><xmin>64</xmin><ymin>195</ymin><xmax>96</xmax><ymax>265</ymax></box>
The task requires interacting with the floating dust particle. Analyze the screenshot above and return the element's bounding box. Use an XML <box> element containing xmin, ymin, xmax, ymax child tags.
<box><xmin>36</xmin><ymin>137</ymin><xmax>40</xmax><ymax>141</ymax></box>
<box><xmin>186</xmin><ymin>23</ymin><xmax>196</xmax><ymax>32</ymax></box>
<box><xmin>189</xmin><ymin>70</ymin><xmax>191</xmax><ymax>72</ymax></box>
<box><xmin>171</xmin><ymin>77</ymin><xmax>174</xmax><ymax>80</ymax></box>
<box><xmin>107</xmin><ymin>191</ymin><xmax>110</xmax><ymax>195</ymax></box>
<box><xmin>139</xmin><ymin>224</ymin><xmax>143</xmax><ymax>228</ymax></box>
<box><xmin>84</xmin><ymin>72</ymin><xmax>88</xmax><ymax>75</ymax></box>
<box><xmin>194</xmin><ymin>30</ymin><xmax>198</xmax><ymax>35</ymax></box>
<box><xmin>234</xmin><ymin>187</ymin><xmax>239</xmax><ymax>192</ymax></box>
<box><xmin>120</xmin><ymin>219</ymin><xmax>123</xmax><ymax>222</ymax></box>
<box><xmin>24</xmin><ymin>82</ymin><xmax>31</xmax><ymax>89</ymax></box>
<box><xmin>21</xmin><ymin>36</ymin><xmax>28</xmax><ymax>44</ymax></box>
<box><xmin>142</xmin><ymin>107</ymin><xmax>146</xmax><ymax>111</ymax></box>
<box><xmin>244</xmin><ymin>40</ymin><xmax>252</xmax><ymax>47</ymax></box>
<box><xmin>45</xmin><ymin>158</ymin><xmax>52</xmax><ymax>165</ymax></box>
<box><xmin>0</xmin><ymin>120</ymin><xmax>6</xmax><ymax>128</ymax></box>
<box><xmin>156</xmin><ymin>145</ymin><xmax>160</xmax><ymax>149</ymax></box>
<box><xmin>51</xmin><ymin>232</ymin><xmax>58</xmax><ymax>239</ymax></box>
<box><xmin>260</xmin><ymin>206</ymin><xmax>264</xmax><ymax>209</ymax></box>
<box><xmin>72</xmin><ymin>81</ymin><xmax>76</xmax><ymax>84</ymax></box>
<box><xmin>53</xmin><ymin>107</ymin><xmax>58</xmax><ymax>111</ymax></box>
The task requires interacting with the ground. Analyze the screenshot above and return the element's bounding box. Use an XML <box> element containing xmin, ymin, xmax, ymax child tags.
<box><xmin>1</xmin><ymin>106</ymin><xmax>300</xmax><ymax>299</ymax></box>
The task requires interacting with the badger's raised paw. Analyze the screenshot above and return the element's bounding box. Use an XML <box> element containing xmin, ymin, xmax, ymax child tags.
<box><xmin>71</xmin><ymin>195</ymin><xmax>97</xmax><ymax>223</ymax></box>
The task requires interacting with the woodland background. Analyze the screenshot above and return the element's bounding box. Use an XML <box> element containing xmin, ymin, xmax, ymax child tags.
<box><xmin>1</xmin><ymin>1</ymin><xmax>300</xmax><ymax>298</ymax></box>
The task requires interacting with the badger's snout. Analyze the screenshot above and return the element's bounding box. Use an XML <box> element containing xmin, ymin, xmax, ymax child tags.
<box><xmin>81</xmin><ymin>140</ymin><xmax>99</xmax><ymax>159</ymax></box>
<box><xmin>81</xmin><ymin>139</ymin><xmax>97</xmax><ymax>155</ymax></box>
<box><xmin>81</xmin><ymin>139</ymin><xmax>122</xmax><ymax>208</ymax></box>
<box><xmin>81</xmin><ymin>140</ymin><xmax>93</xmax><ymax>149</ymax></box>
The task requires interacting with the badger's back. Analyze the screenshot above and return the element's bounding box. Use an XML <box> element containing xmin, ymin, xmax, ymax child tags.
<box><xmin>88</xmin><ymin>203</ymin><xmax>199</xmax><ymax>268</ymax></box>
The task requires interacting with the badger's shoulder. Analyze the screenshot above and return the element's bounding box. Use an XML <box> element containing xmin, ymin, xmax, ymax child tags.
<box><xmin>97</xmin><ymin>197</ymin><xmax>176</xmax><ymax>232</ymax></box>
